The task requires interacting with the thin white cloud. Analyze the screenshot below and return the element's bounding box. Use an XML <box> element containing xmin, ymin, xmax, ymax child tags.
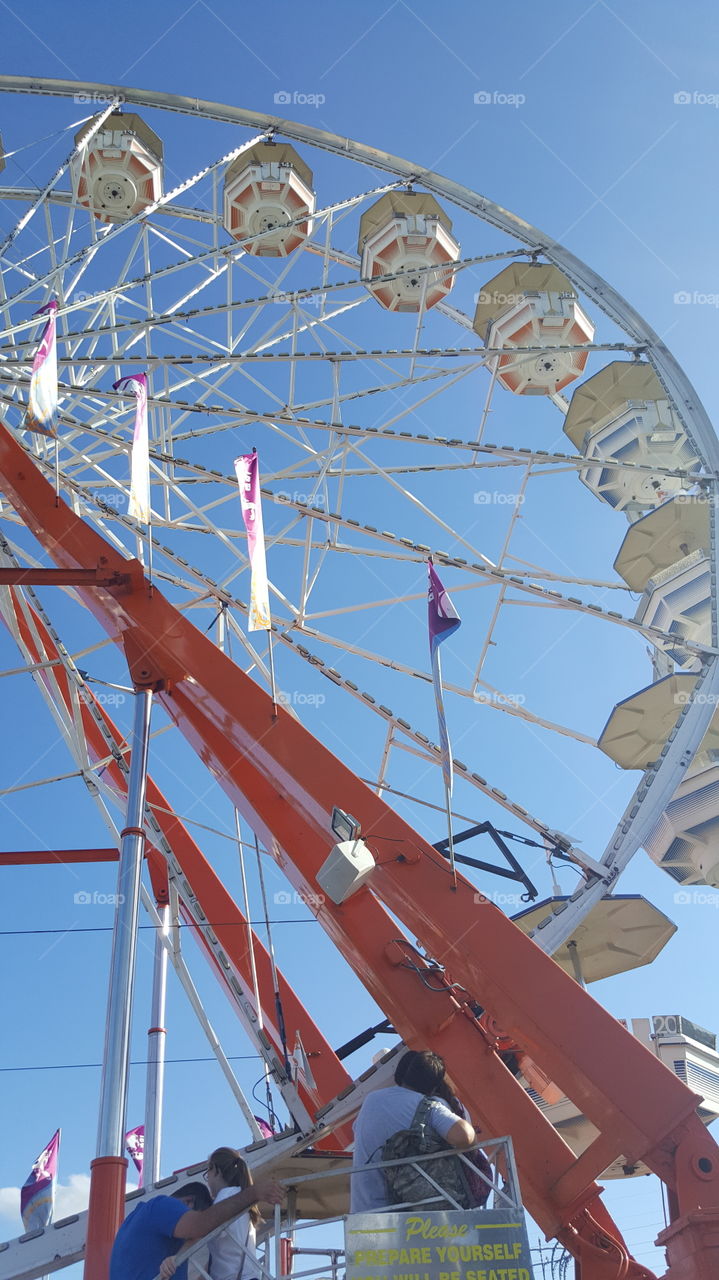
<box><xmin>0</xmin><ymin>1187</ymin><xmax>20</xmax><ymax>1221</ymax></box>
<box><xmin>0</xmin><ymin>1174</ymin><xmax>138</xmax><ymax>1232</ymax></box>
<box><xmin>56</xmin><ymin>1174</ymin><xmax>92</xmax><ymax>1217</ymax></box>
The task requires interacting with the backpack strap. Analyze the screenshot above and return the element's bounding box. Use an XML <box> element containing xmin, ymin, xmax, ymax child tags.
<box><xmin>369</xmin><ymin>1094</ymin><xmax>436</xmax><ymax>1165</ymax></box>
<box><xmin>410</xmin><ymin>1095</ymin><xmax>436</xmax><ymax>1136</ymax></box>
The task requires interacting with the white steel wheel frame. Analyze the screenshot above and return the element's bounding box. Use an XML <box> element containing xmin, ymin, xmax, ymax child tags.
<box><xmin>0</xmin><ymin>75</ymin><xmax>716</xmax><ymax>964</ymax></box>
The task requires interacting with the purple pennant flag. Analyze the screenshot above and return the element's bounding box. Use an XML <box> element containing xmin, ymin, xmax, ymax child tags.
<box><xmin>428</xmin><ymin>558</ymin><xmax>461</xmax><ymax>654</ymax></box>
<box><xmin>21</xmin><ymin>1129</ymin><xmax>60</xmax><ymax>1231</ymax></box>
<box><xmin>427</xmin><ymin>559</ymin><xmax>461</xmax><ymax>795</ymax></box>
<box><xmin>125</xmin><ymin>1125</ymin><xmax>145</xmax><ymax>1186</ymax></box>
<box><xmin>253</xmin><ymin>1116</ymin><xmax>275</xmax><ymax>1139</ymax></box>
<box><xmin>25</xmin><ymin>301</ymin><xmax>58</xmax><ymax>437</ymax></box>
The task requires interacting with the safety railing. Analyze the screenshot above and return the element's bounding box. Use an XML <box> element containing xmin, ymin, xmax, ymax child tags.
<box><xmin>153</xmin><ymin>1135</ymin><xmax>523</xmax><ymax>1280</ymax></box>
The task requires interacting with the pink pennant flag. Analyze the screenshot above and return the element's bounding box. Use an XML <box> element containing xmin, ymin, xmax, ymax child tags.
<box><xmin>21</xmin><ymin>1129</ymin><xmax>60</xmax><ymax>1231</ymax></box>
<box><xmin>113</xmin><ymin>373</ymin><xmax>150</xmax><ymax>522</ymax></box>
<box><xmin>234</xmin><ymin>450</ymin><xmax>271</xmax><ymax>631</ymax></box>
<box><xmin>125</xmin><ymin>1125</ymin><xmax>145</xmax><ymax>1187</ymax></box>
<box><xmin>25</xmin><ymin>301</ymin><xmax>58</xmax><ymax>436</ymax></box>
<box><xmin>253</xmin><ymin>1116</ymin><xmax>275</xmax><ymax>1139</ymax></box>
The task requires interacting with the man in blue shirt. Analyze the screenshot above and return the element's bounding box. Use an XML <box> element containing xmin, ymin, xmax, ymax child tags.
<box><xmin>110</xmin><ymin>1175</ymin><xmax>284</xmax><ymax>1280</ymax></box>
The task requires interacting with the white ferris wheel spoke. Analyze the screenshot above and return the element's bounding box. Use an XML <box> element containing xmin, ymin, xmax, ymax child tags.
<box><xmin>1</xmin><ymin>78</ymin><xmax>717</xmax><ymax>965</ymax></box>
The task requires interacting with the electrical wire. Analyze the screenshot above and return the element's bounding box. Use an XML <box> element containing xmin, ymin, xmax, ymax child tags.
<box><xmin>2</xmin><ymin>118</ymin><xmax>94</xmax><ymax>161</ymax></box>
<box><xmin>223</xmin><ymin>617</ymin><xmax>282</xmax><ymax>1132</ymax></box>
<box><xmin>253</xmin><ymin>829</ymin><xmax>291</xmax><ymax>1075</ymax></box>
<box><xmin>0</xmin><ymin>919</ymin><xmax>319</xmax><ymax>937</ymax></box>
<box><xmin>251</xmin><ymin>1072</ymin><xmax>280</xmax><ymax>1131</ymax></box>
<box><xmin>0</xmin><ymin>1052</ymin><xmax>262</xmax><ymax>1074</ymax></box>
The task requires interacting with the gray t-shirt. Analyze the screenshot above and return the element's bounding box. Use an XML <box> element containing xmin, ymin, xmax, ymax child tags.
<box><xmin>351</xmin><ymin>1085</ymin><xmax>458</xmax><ymax>1213</ymax></box>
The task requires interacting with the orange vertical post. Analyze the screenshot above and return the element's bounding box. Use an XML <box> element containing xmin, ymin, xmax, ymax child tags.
<box><xmin>84</xmin><ymin>1157</ymin><xmax>127</xmax><ymax>1280</ymax></box>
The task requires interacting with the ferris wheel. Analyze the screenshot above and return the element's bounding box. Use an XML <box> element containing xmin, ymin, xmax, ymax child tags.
<box><xmin>1</xmin><ymin>76</ymin><xmax>717</xmax><ymax>943</ymax></box>
<box><xmin>2</xmin><ymin>75</ymin><xmax>719</xmax><ymax>1280</ymax></box>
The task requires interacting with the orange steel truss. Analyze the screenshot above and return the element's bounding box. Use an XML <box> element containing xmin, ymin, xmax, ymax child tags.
<box><xmin>0</xmin><ymin>584</ymin><xmax>354</xmax><ymax>1145</ymax></box>
<box><xmin>2</xmin><ymin>416</ymin><xmax>719</xmax><ymax>1280</ymax></box>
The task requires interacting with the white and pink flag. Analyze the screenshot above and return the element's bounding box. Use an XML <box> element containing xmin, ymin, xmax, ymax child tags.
<box><xmin>125</xmin><ymin>1125</ymin><xmax>145</xmax><ymax>1187</ymax></box>
<box><xmin>113</xmin><ymin>373</ymin><xmax>150</xmax><ymax>522</ymax></box>
<box><xmin>25</xmin><ymin>300</ymin><xmax>58</xmax><ymax>436</ymax></box>
<box><xmin>21</xmin><ymin>1129</ymin><xmax>60</xmax><ymax>1231</ymax></box>
<box><xmin>234</xmin><ymin>450</ymin><xmax>271</xmax><ymax>631</ymax></box>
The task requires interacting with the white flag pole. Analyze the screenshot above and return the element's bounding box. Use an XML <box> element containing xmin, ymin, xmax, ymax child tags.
<box><xmin>444</xmin><ymin>776</ymin><xmax>457</xmax><ymax>888</ymax></box>
<box><xmin>146</xmin><ymin>499</ymin><xmax>154</xmax><ymax>594</ymax></box>
<box><xmin>434</xmin><ymin>647</ymin><xmax>457</xmax><ymax>887</ymax></box>
<box><xmin>428</xmin><ymin>558</ymin><xmax>461</xmax><ymax>888</ymax></box>
<box><xmin>40</xmin><ymin>1124</ymin><xmax>60</xmax><ymax>1280</ymax></box>
<box><xmin>267</xmin><ymin>627</ymin><xmax>278</xmax><ymax>718</ymax></box>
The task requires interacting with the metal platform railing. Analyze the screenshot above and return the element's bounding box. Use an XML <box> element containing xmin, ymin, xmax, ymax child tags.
<box><xmin>158</xmin><ymin>1136</ymin><xmax>523</xmax><ymax>1280</ymax></box>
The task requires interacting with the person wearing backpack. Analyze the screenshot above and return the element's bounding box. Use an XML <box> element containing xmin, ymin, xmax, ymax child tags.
<box><xmin>350</xmin><ymin>1050</ymin><xmax>475</xmax><ymax>1213</ymax></box>
<box><xmin>432</xmin><ymin>1078</ymin><xmax>493</xmax><ymax>1208</ymax></box>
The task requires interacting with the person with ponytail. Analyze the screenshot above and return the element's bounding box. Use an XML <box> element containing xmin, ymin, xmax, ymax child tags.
<box><xmin>205</xmin><ymin>1147</ymin><xmax>263</xmax><ymax>1280</ymax></box>
<box><xmin>158</xmin><ymin>1151</ymin><xmax>275</xmax><ymax>1280</ymax></box>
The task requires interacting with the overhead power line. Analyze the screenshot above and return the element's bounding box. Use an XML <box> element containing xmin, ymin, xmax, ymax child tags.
<box><xmin>0</xmin><ymin>918</ymin><xmax>319</xmax><ymax>937</ymax></box>
<box><xmin>0</xmin><ymin>1052</ymin><xmax>263</xmax><ymax>1074</ymax></box>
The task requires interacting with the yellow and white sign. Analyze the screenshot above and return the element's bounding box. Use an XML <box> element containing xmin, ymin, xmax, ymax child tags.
<box><xmin>345</xmin><ymin>1209</ymin><xmax>534</xmax><ymax>1280</ymax></box>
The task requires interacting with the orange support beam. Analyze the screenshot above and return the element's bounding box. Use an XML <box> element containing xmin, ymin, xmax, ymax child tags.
<box><xmin>0</xmin><ymin>583</ymin><xmax>354</xmax><ymax>1145</ymax></box>
<box><xmin>3</xmin><ymin>418</ymin><xmax>719</xmax><ymax>1279</ymax></box>
<box><xmin>0</xmin><ymin>566</ymin><xmax>130</xmax><ymax>586</ymax></box>
<box><xmin>84</xmin><ymin>1157</ymin><xmax>127</xmax><ymax>1280</ymax></box>
<box><xmin>142</xmin><ymin>798</ymin><xmax>354</xmax><ymax>1140</ymax></box>
<box><xmin>0</xmin><ymin>848</ymin><xmax>119</xmax><ymax>863</ymax></box>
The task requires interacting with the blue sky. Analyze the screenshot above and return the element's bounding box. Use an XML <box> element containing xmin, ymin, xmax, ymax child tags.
<box><xmin>1</xmin><ymin>2</ymin><xmax>719</xmax><ymax>1276</ymax></box>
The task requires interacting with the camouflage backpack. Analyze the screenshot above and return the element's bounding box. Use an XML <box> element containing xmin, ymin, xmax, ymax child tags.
<box><xmin>378</xmin><ymin>1096</ymin><xmax>473</xmax><ymax>1209</ymax></box>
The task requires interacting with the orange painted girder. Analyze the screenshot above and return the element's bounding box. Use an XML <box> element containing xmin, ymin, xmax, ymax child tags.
<box><xmin>0</xmin><ymin>848</ymin><xmax>119</xmax><ymax>863</ymax></box>
<box><xmin>146</xmin><ymin>791</ymin><xmax>355</xmax><ymax>1145</ymax></box>
<box><xmin>4</xmin><ymin>420</ymin><xmax>719</xmax><ymax>1277</ymax></box>
<box><xmin>0</xmin><ymin>581</ymin><xmax>354</xmax><ymax>1143</ymax></box>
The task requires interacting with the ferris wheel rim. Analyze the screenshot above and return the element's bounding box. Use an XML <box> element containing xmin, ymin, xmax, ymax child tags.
<box><xmin>0</xmin><ymin>73</ymin><xmax>716</xmax><ymax>466</ymax></box>
<box><xmin>0</xmin><ymin>73</ymin><xmax>717</xmax><ymax>958</ymax></box>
